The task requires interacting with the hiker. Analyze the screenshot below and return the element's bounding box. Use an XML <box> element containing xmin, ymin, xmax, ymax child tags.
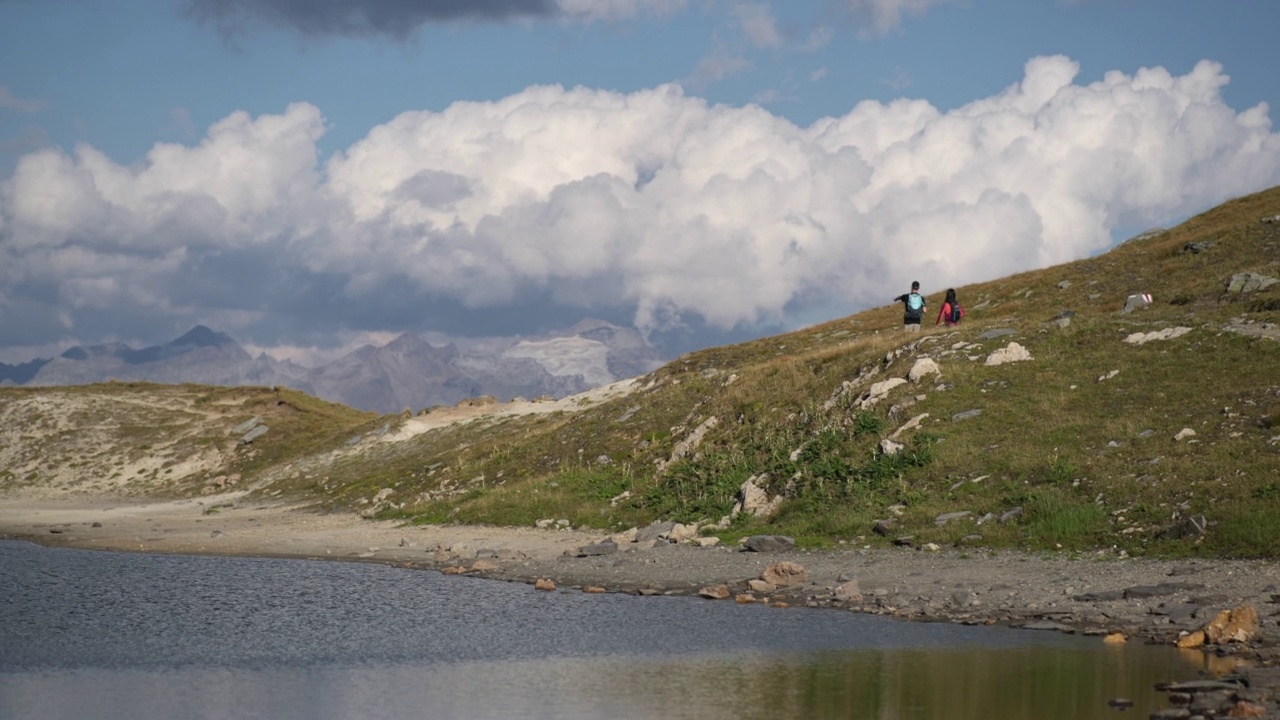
<box><xmin>937</xmin><ymin>288</ymin><xmax>965</xmax><ymax>326</ymax></box>
<box><xmin>893</xmin><ymin>281</ymin><xmax>927</xmax><ymax>332</ymax></box>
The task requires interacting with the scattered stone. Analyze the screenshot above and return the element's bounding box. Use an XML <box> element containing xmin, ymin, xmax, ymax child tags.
<box><xmin>636</xmin><ymin>521</ymin><xmax>678</xmax><ymax>544</ymax></box>
<box><xmin>535</xmin><ymin>519</ymin><xmax>555</xmax><ymax>529</ymax></box>
<box><xmin>985</xmin><ymin>342</ymin><xmax>1032</xmax><ymax>366</ymax></box>
<box><xmin>772</xmin><ymin>602</ymin><xmax>790</xmax><ymax>609</ymax></box>
<box><xmin>232</xmin><ymin>416</ymin><xmax>263</xmax><ymax>434</ymax></box>
<box><xmin>698</xmin><ymin>584</ymin><xmax>731</xmax><ymax>600</ymax></box>
<box><xmin>761</xmin><ymin>561</ymin><xmax>808</xmax><ymax>587</ymax></box>
<box><xmin>748</xmin><ymin>579</ymin><xmax>775</xmax><ymax>593</ymax></box>
<box><xmin>1102</xmin><ymin>632</ymin><xmax>1127</xmax><ymax>644</ymax></box>
<box><xmin>91</xmin><ymin>522</ymin><xmax>102</xmax><ymax>528</ymax></box>
<box><xmin>1182</xmin><ymin>241</ymin><xmax>1215</xmax><ymax>254</ymax></box>
<box><xmin>921</xmin><ymin>543</ymin><xmax>941</xmax><ymax>552</ymax></box>
<box><xmin>893</xmin><ymin>536</ymin><xmax>915</xmax><ymax>547</ymax></box>
<box><xmin>583</xmin><ymin>586</ymin><xmax>606</xmax><ymax>594</ymax></box>
<box><xmin>210</xmin><ymin>529</ymin><xmax>223</xmax><ymax>538</ymax></box>
<box><xmin>1174</xmin><ymin>428</ymin><xmax>1197</xmax><ymax>441</ymax></box>
<box><xmin>879</xmin><ymin>438</ymin><xmax>904</xmax><ymax>456</ymax></box>
<box><xmin>999</xmin><ymin>507</ymin><xmax>1023</xmax><ymax>524</ymax></box>
<box><xmin>1124</xmin><ymin>327</ymin><xmax>1192</xmax><ymax>345</ymax></box>
<box><xmin>534</xmin><ymin>578</ymin><xmax>557</xmax><ymax>591</ymax></box>
<box><xmin>1057</xmin><ymin>280</ymin><xmax>1072</xmax><ymax>289</ymax></box>
<box><xmin>441</xmin><ymin>566</ymin><xmax>468</xmax><ymax>575</ymax></box>
<box><xmin>952</xmin><ymin>409</ymin><xmax>983</xmax><ymax>421</ymax></box>
<box><xmin>873</xmin><ymin>519</ymin><xmax>897</xmax><ymax>536</ymax></box>
<box><xmin>735</xmin><ymin>593</ymin><xmax>756</xmax><ymax>604</ymax></box>
<box><xmin>1098</xmin><ymin>369</ymin><xmax>1120</xmax><ymax>382</ymax></box>
<box><xmin>744</xmin><ymin>535</ymin><xmax>795</xmax><ymax>553</ymax></box>
<box><xmin>470</xmin><ymin>559</ymin><xmax>499</xmax><ymax>572</ymax></box>
<box><xmin>935</xmin><ymin>511</ymin><xmax>972</xmax><ymax>526</ymax></box>
<box><xmin>860</xmin><ymin>378</ymin><xmax>908</xmax><ymax>410</ymax></box>
<box><xmin>979</xmin><ymin>328</ymin><xmax>1016</xmax><ymax>340</ymax></box>
<box><xmin>692</xmin><ymin>537</ymin><xmax>721</xmax><ymax>547</ymax></box>
<box><xmin>834</xmin><ymin>580</ymin><xmax>862</xmax><ymax>603</ymax></box>
<box><xmin>1106</xmin><ymin>698</ymin><xmax>1133</xmax><ymax>709</ymax></box>
<box><xmin>1163</xmin><ymin>514</ymin><xmax>1208</xmax><ymax>539</ymax></box>
<box><xmin>1022</xmin><ymin>621</ymin><xmax>1073</xmax><ymax>632</ymax></box>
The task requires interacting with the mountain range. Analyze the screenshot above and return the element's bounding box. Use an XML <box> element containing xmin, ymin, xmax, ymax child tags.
<box><xmin>0</xmin><ymin>320</ymin><xmax>664</xmax><ymax>414</ymax></box>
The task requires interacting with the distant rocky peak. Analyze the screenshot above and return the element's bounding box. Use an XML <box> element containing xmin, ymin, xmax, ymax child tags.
<box><xmin>168</xmin><ymin>325</ymin><xmax>235</xmax><ymax>349</ymax></box>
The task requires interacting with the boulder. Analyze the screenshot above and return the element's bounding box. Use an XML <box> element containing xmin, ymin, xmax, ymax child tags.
<box><xmin>907</xmin><ymin>358</ymin><xmax>941</xmax><ymax>383</ymax></box>
<box><xmin>1122</xmin><ymin>293</ymin><xmax>1153</xmax><ymax>313</ymax></box>
<box><xmin>1203</xmin><ymin>605</ymin><xmax>1260</xmax><ymax>644</ymax></box>
<box><xmin>748</xmin><ymin>579</ymin><xmax>775</xmax><ymax>593</ymax></box>
<box><xmin>735</xmin><ymin>475</ymin><xmax>783</xmax><ymax>518</ymax></box>
<box><xmin>1227</xmin><ymin>272</ymin><xmax>1279</xmax><ymax>294</ymax></box>
<box><xmin>534</xmin><ymin>578</ymin><xmax>557</xmax><ymax>591</ymax></box>
<box><xmin>761</xmin><ymin>561</ymin><xmax>807</xmax><ymax>587</ymax></box>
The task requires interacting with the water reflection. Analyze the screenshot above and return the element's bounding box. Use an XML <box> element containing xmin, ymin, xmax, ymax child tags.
<box><xmin>0</xmin><ymin>541</ymin><xmax>1201</xmax><ymax>719</ymax></box>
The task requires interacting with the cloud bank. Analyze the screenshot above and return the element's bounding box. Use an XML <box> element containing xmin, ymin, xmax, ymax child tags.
<box><xmin>2</xmin><ymin>56</ymin><xmax>1278</xmax><ymax>357</ymax></box>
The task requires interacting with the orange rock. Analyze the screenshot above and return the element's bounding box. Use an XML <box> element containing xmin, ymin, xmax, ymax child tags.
<box><xmin>441</xmin><ymin>566</ymin><xmax>468</xmax><ymax>575</ymax></box>
<box><xmin>583</xmin><ymin>586</ymin><xmax>606</xmax><ymax>594</ymax></box>
<box><xmin>1176</xmin><ymin>630</ymin><xmax>1206</xmax><ymax>649</ymax></box>
<box><xmin>1103</xmin><ymin>632</ymin><xmax>1127</xmax><ymax>644</ymax></box>
<box><xmin>534</xmin><ymin>578</ymin><xmax>556</xmax><ymax>591</ymax></box>
<box><xmin>1204</xmin><ymin>605</ymin><xmax>1260</xmax><ymax>644</ymax></box>
<box><xmin>760</xmin><ymin>561</ymin><xmax>807</xmax><ymax>587</ymax></box>
<box><xmin>698</xmin><ymin>584</ymin><xmax>730</xmax><ymax>600</ymax></box>
<box><xmin>470</xmin><ymin>559</ymin><xmax>499</xmax><ymax>572</ymax></box>
<box><xmin>735</xmin><ymin>593</ymin><xmax>756</xmax><ymax>604</ymax></box>
<box><xmin>772</xmin><ymin>601</ymin><xmax>790</xmax><ymax>609</ymax></box>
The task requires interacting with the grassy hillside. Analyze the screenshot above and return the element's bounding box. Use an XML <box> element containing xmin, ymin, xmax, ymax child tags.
<box><xmin>3</xmin><ymin>186</ymin><xmax>1278</xmax><ymax>558</ymax></box>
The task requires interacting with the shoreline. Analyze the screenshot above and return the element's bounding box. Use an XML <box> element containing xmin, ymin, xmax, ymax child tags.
<box><xmin>5</xmin><ymin>495</ymin><xmax>1280</xmax><ymax>694</ymax></box>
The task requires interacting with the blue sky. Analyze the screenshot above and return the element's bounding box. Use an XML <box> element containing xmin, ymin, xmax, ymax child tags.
<box><xmin>2</xmin><ymin>0</ymin><xmax>1279</xmax><ymax>365</ymax></box>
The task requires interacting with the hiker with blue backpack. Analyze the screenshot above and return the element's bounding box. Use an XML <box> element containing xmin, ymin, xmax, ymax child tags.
<box><xmin>894</xmin><ymin>281</ymin><xmax>927</xmax><ymax>332</ymax></box>
<box><xmin>937</xmin><ymin>288</ymin><xmax>965</xmax><ymax>327</ymax></box>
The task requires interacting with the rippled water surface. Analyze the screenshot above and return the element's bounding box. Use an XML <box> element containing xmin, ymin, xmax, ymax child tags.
<box><xmin>1</xmin><ymin>540</ymin><xmax>1199</xmax><ymax>719</ymax></box>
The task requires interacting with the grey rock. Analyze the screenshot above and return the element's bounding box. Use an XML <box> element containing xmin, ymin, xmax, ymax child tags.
<box><xmin>1182</xmin><ymin>241</ymin><xmax>1215</xmax><ymax>254</ymax></box>
<box><xmin>576</xmin><ymin>540</ymin><xmax>619</xmax><ymax>557</ymax></box>
<box><xmin>979</xmin><ymin>329</ymin><xmax>1016</xmax><ymax>340</ymax></box>
<box><xmin>952</xmin><ymin>409</ymin><xmax>983</xmax><ymax>421</ymax></box>
<box><xmin>232</xmin><ymin>416</ymin><xmax>262</xmax><ymax>434</ymax></box>
<box><xmin>743</xmin><ymin>535</ymin><xmax>796</xmax><ymax>553</ymax></box>
<box><xmin>1227</xmin><ymin>272</ymin><xmax>1279</xmax><ymax>294</ymax></box>
<box><xmin>239</xmin><ymin>425</ymin><xmax>269</xmax><ymax>444</ymax></box>
<box><xmin>998</xmin><ymin>507</ymin><xmax>1023</xmax><ymax>524</ymax></box>
<box><xmin>872</xmin><ymin>519</ymin><xmax>897</xmax><ymax>536</ymax></box>
<box><xmin>1122</xmin><ymin>293</ymin><xmax>1152</xmax><ymax>313</ymax></box>
<box><xmin>1123</xmin><ymin>582</ymin><xmax>1205</xmax><ymax>599</ymax></box>
<box><xmin>635</xmin><ymin>521</ymin><xmax>678</xmax><ymax>544</ymax></box>
<box><xmin>934</xmin><ymin>511</ymin><xmax>972</xmax><ymax>526</ymax></box>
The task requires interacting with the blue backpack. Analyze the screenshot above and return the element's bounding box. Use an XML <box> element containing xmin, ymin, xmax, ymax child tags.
<box><xmin>906</xmin><ymin>293</ymin><xmax>924</xmax><ymax>317</ymax></box>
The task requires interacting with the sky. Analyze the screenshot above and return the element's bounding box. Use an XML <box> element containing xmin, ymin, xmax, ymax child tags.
<box><xmin>2</xmin><ymin>0</ymin><xmax>1279</xmax><ymax>366</ymax></box>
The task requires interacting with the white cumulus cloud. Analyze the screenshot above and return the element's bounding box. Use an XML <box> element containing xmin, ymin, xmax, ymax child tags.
<box><xmin>2</xmin><ymin>56</ymin><xmax>1278</xmax><ymax>351</ymax></box>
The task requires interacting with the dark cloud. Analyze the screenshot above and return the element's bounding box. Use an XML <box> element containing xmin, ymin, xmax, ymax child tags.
<box><xmin>184</xmin><ymin>0</ymin><xmax>559</xmax><ymax>39</ymax></box>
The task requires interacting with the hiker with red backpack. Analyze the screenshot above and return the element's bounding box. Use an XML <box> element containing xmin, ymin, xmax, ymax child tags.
<box><xmin>937</xmin><ymin>288</ymin><xmax>965</xmax><ymax>327</ymax></box>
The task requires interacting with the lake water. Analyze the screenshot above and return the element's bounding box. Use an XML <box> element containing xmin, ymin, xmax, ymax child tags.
<box><xmin>0</xmin><ymin>540</ymin><xmax>1200</xmax><ymax>719</ymax></box>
